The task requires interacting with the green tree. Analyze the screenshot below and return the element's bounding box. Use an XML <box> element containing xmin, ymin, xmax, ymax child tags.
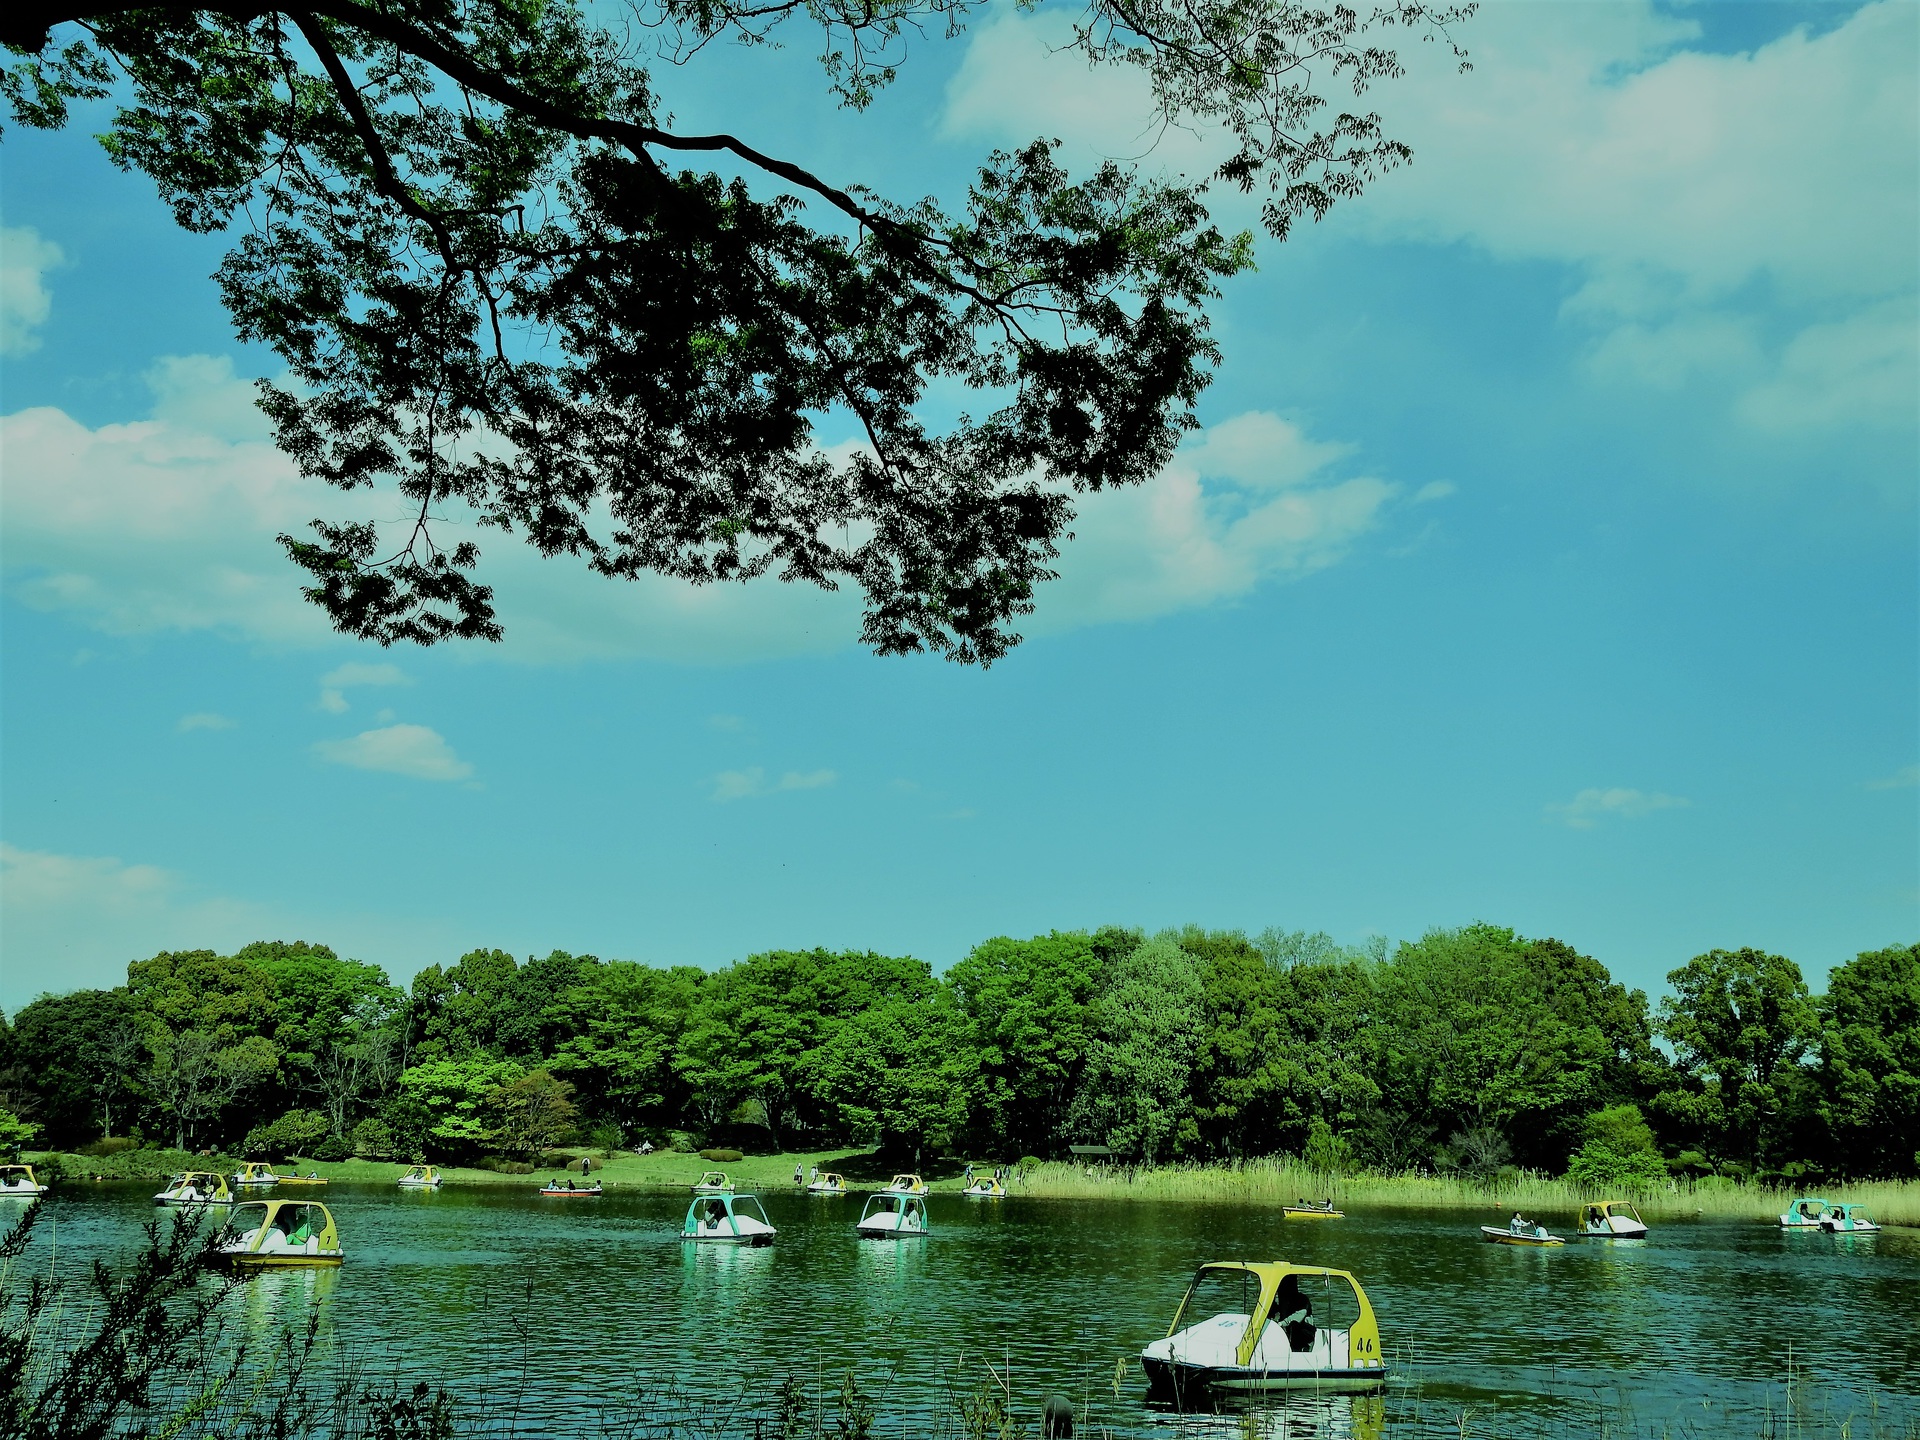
<box><xmin>393</xmin><ymin>1056</ymin><xmax>526</xmax><ymax>1154</ymax></box>
<box><xmin>408</xmin><ymin>949</ymin><xmax>521</xmax><ymax>1060</ymax></box>
<box><xmin>946</xmin><ymin>929</ymin><xmax>1123</xmax><ymax>1157</ymax></box>
<box><xmin>1653</xmin><ymin>948</ymin><xmax>1817</xmax><ymax>1171</ymax></box>
<box><xmin>548</xmin><ymin>961</ymin><xmax>704</xmax><ymax>1136</ymax></box>
<box><xmin>1564</xmin><ymin>1103</ymin><xmax>1667</xmax><ymax>1189</ymax></box>
<box><xmin>8</xmin><ymin>988</ymin><xmax>144</xmax><ymax>1143</ymax></box>
<box><xmin>127</xmin><ymin>950</ymin><xmax>278</xmax><ymax>1046</ymax></box>
<box><xmin>805</xmin><ymin>991</ymin><xmax>976</xmax><ymax>1159</ymax></box>
<box><xmin>1815</xmin><ymin>943</ymin><xmax>1920</xmax><ymax>1177</ymax></box>
<box><xmin>1069</xmin><ymin>935</ymin><xmax>1205</xmax><ymax>1163</ymax></box>
<box><xmin>1371</xmin><ymin>926</ymin><xmax>1611</xmax><ymax>1169</ymax></box>
<box><xmin>147</xmin><ymin>1029</ymin><xmax>279</xmax><ymax>1148</ymax></box>
<box><xmin>0</xmin><ymin>1108</ymin><xmax>38</xmax><ymax>1158</ymax></box>
<box><xmin>0</xmin><ymin>0</ymin><xmax>1463</xmax><ymax>661</ymax></box>
<box><xmin>490</xmin><ymin>1068</ymin><xmax>577</xmax><ymax>1156</ymax></box>
<box><xmin>1188</xmin><ymin>930</ymin><xmax>1378</xmax><ymax>1159</ymax></box>
<box><xmin>678</xmin><ymin>949</ymin><xmax>930</xmax><ymax>1144</ymax></box>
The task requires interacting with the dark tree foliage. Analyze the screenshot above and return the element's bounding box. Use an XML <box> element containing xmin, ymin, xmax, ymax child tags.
<box><xmin>0</xmin><ymin>0</ymin><xmax>1467</xmax><ymax>662</ymax></box>
<box><xmin>9</xmin><ymin>989</ymin><xmax>145</xmax><ymax>1144</ymax></box>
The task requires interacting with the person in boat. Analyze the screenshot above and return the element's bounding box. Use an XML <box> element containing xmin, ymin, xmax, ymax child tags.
<box><xmin>1272</xmin><ymin>1273</ymin><xmax>1316</xmax><ymax>1351</ymax></box>
<box><xmin>1510</xmin><ymin>1212</ymin><xmax>1527</xmax><ymax>1234</ymax></box>
<box><xmin>1322</xmin><ymin>1198</ymin><xmax>1334</xmax><ymax>1211</ymax></box>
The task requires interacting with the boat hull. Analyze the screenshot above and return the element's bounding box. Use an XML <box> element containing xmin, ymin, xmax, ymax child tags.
<box><xmin>681</xmin><ymin>1231</ymin><xmax>773</xmax><ymax>1246</ymax></box>
<box><xmin>1481</xmin><ymin>1226</ymin><xmax>1563</xmax><ymax>1246</ymax></box>
<box><xmin>1283</xmin><ymin>1209</ymin><xmax>1343</xmax><ymax>1220</ymax></box>
<box><xmin>1142</xmin><ymin>1357</ymin><xmax>1386</xmax><ymax>1397</ymax></box>
<box><xmin>226</xmin><ymin>1252</ymin><xmax>344</xmax><ymax>1268</ymax></box>
<box><xmin>540</xmin><ymin>1189</ymin><xmax>602</xmax><ymax>1197</ymax></box>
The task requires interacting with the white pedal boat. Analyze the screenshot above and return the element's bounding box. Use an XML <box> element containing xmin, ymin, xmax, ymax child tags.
<box><xmin>682</xmin><ymin>1193</ymin><xmax>776</xmax><ymax>1245</ymax></box>
<box><xmin>880</xmin><ymin>1172</ymin><xmax>928</xmax><ymax>1195</ymax></box>
<box><xmin>154</xmin><ymin>1171</ymin><xmax>234</xmax><ymax>1206</ymax></box>
<box><xmin>396</xmin><ymin>1165</ymin><xmax>443</xmax><ymax>1189</ymax></box>
<box><xmin>1141</xmin><ymin>1262</ymin><xmax>1387</xmax><ymax>1399</ymax></box>
<box><xmin>691</xmin><ymin>1170</ymin><xmax>735</xmax><ymax>1195</ymax></box>
<box><xmin>1819</xmin><ymin>1203</ymin><xmax>1880</xmax><ymax>1233</ymax></box>
<box><xmin>233</xmin><ymin>1161</ymin><xmax>281</xmax><ymax>1188</ymax></box>
<box><xmin>1780</xmin><ymin>1197</ymin><xmax>1831</xmax><ymax>1229</ymax></box>
<box><xmin>961</xmin><ymin>1175</ymin><xmax>1005</xmax><ymax>1197</ymax></box>
<box><xmin>857</xmin><ymin>1191</ymin><xmax>929</xmax><ymax>1238</ymax></box>
<box><xmin>807</xmin><ymin>1172</ymin><xmax>849</xmax><ymax>1195</ymax></box>
<box><xmin>1577</xmin><ymin>1200</ymin><xmax>1648</xmax><ymax>1239</ymax></box>
<box><xmin>0</xmin><ymin>1165</ymin><xmax>47</xmax><ymax>1197</ymax></box>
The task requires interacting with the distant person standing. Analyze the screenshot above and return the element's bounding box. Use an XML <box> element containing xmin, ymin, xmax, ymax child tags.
<box><xmin>809</xmin><ymin>1165</ymin><xmax>819</xmax><ymax>1186</ymax></box>
<box><xmin>794</xmin><ymin>1163</ymin><xmax>804</xmax><ymax>1187</ymax></box>
<box><xmin>580</xmin><ymin>1155</ymin><xmax>592</xmax><ymax>1178</ymax></box>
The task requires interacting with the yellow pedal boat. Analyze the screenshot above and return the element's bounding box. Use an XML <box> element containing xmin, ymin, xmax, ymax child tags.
<box><xmin>1141</xmin><ymin>1261</ymin><xmax>1388</xmax><ymax>1398</ymax></box>
<box><xmin>221</xmin><ymin>1199</ymin><xmax>343</xmax><ymax>1267</ymax></box>
<box><xmin>1284</xmin><ymin>1204</ymin><xmax>1343</xmax><ymax>1220</ymax></box>
<box><xmin>1482</xmin><ymin>1223</ymin><xmax>1565</xmax><ymax>1246</ymax></box>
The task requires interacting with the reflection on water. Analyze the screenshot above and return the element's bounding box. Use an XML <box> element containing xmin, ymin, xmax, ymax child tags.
<box><xmin>23</xmin><ymin>1187</ymin><xmax>1920</xmax><ymax>1439</ymax></box>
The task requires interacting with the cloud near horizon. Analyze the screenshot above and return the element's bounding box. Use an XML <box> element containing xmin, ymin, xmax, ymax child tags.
<box><xmin>712</xmin><ymin>767</ymin><xmax>839</xmax><ymax>802</ymax></box>
<box><xmin>1549</xmin><ymin>787</ymin><xmax>1692</xmax><ymax>830</ymax></box>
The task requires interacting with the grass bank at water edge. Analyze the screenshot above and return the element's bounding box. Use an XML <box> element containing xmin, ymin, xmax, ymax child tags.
<box><xmin>1012</xmin><ymin>1159</ymin><xmax>1920</xmax><ymax>1225</ymax></box>
<box><xmin>31</xmin><ymin>1147</ymin><xmax>1920</xmax><ymax>1226</ymax></box>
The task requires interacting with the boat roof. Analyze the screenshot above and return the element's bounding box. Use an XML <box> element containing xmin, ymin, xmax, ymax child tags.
<box><xmin>1192</xmin><ymin>1261</ymin><xmax>1365</xmax><ymax>1284</ymax></box>
<box><xmin>888</xmin><ymin>1173</ymin><xmax>923</xmax><ymax>1184</ymax></box>
<box><xmin>1831</xmin><ymin>1202</ymin><xmax>1871</xmax><ymax>1215</ymax></box>
<box><xmin>1787</xmin><ymin>1196</ymin><xmax>1830</xmax><ymax>1205</ymax></box>
<box><xmin>173</xmin><ymin>1171</ymin><xmax>228</xmax><ymax>1182</ymax></box>
<box><xmin>1588</xmin><ymin>1200</ymin><xmax>1642</xmax><ymax>1214</ymax></box>
<box><xmin>0</xmin><ymin>1164</ymin><xmax>33</xmax><ymax>1174</ymax></box>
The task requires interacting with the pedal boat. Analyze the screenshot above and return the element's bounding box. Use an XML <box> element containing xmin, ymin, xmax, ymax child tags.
<box><xmin>807</xmin><ymin>1172</ymin><xmax>849</xmax><ymax>1195</ymax></box>
<box><xmin>857</xmin><ymin>1191</ymin><xmax>929</xmax><ymax>1237</ymax></box>
<box><xmin>1140</xmin><ymin>1262</ymin><xmax>1386</xmax><ymax>1398</ymax></box>
<box><xmin>691</xmin><ymin>1171</ymin><xmax>735</xmax><ymax>1195</ymax></box>
<box><xmin>278</xmin><ymin>1173</ymin><xmax>329</xmax><ymax>1186</ymax></box>
<box><xmin>154</xmin><ymin>1171</ymin><xmax>234</xmax><ymax>1206</ymax></box>
<box><xmin>961</xmin><ymin>1174</ymin><xmax>1005</xmax><ymax>1197</ymax></box>
<box><xmin>682</xmin><ymin>1193</ymin><xmax>776</xmax><ymax>1245</ymax></box>
<box><xmin>1284</xmin><ymin>1203</ymin><xmax>1343</xmax><ymax>1220</ymax></box>
<box><xmin>539</xmin><ymin>1179</ymin><xmax>603</xmax><ymax>1196</ymax></box>
<box><xmin>233</xmin><ymin>1161</ymin><xmax>281</xmax><ymax>1188</ymax></box>
<box><xmin>220</xmin><ymin>1200</ymin><xmax>343</xmax><ymax>1267</ymax></box>
<box><xmin>1780</xmin><ymin>1197</ymin><xmax>1831</xmax><ymax>1229</ymax></box>
<box><xmin>0</xmin><ymin>1165</ymin><xmax>47</xmax><ymax>1196</ymax></box>
<box><xmin>1819</xmin><ymin>1203</ymin><xmax>1880</xmax><ymax>1233</ymax></box>
<box><xmin>1481</xmin><ymin>1223</ymin><xmax>1564</xmax><ymax>1246</ymax></box>
<box><xmin>396</xmin><ymin>1164</ymin><xmax>442</xmax><ymax>1189</ymax></box>
<box><xmin>1577</xmin><ymin>1200</ymin><xmax>1648</xmax><ymax>1239</ymax></box>
<box><xmin>881</xmin><ymin>1173</ymin><xmax>929</xmax><ymax>1195</ymax></box>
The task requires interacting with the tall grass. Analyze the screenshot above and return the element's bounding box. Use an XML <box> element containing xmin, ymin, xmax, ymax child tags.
<box><xmin>1010</xmin><ymin>1159</ymin><xmax>1920</xmax><ymax>1226</ymax></box>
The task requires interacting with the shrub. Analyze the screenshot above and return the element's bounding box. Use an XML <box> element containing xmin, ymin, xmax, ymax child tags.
<box><xmin>667</xmin><ymin>1131</ymin><xmax>695</xmax><ymax>1153</ymax></box>
<box><xmin>699</xmin><ymin>1148</ymin><xmax>744</xmax><ymax>1163</ymax></box>
<box><xmin>241</xmin><ymin>1109</ymin><xmax>329</xmax><ymax>1161</ymax></box>
<box><xmin>588</xmin><ymin>1123</ymin><xmax>623</xmax><ymax>1154</ymax></box>
<box><xmin>475</xmin><ymin>1155</ymin><xmax>535</xmax><ymax>1174</ymax></box>
<box><xmin>309</xmin><ymin>1134</ymin><xmax>353</xmax><ymax>1162</ymax></box>
<box><xmin>352</xmin><ymin>1117</ymin><xmax>397</xmax><ymax>1159</ymax></box>
<box><xmin>76</xmin><ymin>1136</ymin><xmax>141</xmax><ymax>1158</ymax></box>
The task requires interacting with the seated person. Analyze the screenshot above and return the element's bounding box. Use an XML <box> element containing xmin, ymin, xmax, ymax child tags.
<box><xmin>1271</xmin><ymin>1275</ymin><xmax>1317</xmax><ymax>1353</ymax></box>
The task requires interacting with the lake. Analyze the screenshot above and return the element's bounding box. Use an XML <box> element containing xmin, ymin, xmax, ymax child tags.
<box><xmin>17</xmin><ymin>1183</ymin><xmax>1920</xmax><ymax>1438</ymax></box>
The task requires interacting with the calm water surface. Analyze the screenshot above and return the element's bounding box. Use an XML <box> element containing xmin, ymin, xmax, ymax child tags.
<box><xmin>24</xmin><ymin>1184</ymin><xmax>1920</xmax><ymax>1438</ymax></box>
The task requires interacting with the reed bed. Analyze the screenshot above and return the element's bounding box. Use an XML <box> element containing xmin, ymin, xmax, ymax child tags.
<box><xmin>1011</xmin><ymin>1160</ymin><xmax>1920</xmax><ymax>1226</ymax></box>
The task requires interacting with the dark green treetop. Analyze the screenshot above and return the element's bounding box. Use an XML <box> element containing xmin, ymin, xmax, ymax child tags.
<box><xmin>1</xmin><ymin>0</ymin><xmax>1466</xmax><ymax>662</ymax></box>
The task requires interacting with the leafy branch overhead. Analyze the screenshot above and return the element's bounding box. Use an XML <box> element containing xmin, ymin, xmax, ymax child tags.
<box><xmin>1</xmin><ymin>0</ymin><xmax>1469</xmax><ymax>662</ymax></box>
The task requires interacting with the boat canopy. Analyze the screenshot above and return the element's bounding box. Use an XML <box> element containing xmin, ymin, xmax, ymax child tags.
<box><xmin>682</xmin><ymin>1193</ymin><xmax>774</xmax><ymax>1238</ymax></box>
<box><xmin>398</xmin><ymin>1165</ymin><xmax>440</xmax><ymax>1183</ymax></box>
<box><xmin>235</xmin><ymin>1162</ymin><xmax>279</xmax><ymax>1181</ymax></box>
<box><xmin>884</xmin><ymin>1174</ymin><xmax>927</xmax><ymax>1193</ymax></box>
<box><xmin>1164</xmin><ymin>1263</ymin><xmax>1381</xmax><ymax>1371</ymax></box>
<box><xmin>224</xmin><ymin>1200</ymin><xmax>340</xmax><ymax>1261</ymax></box>
<box><xmin>1785</xmin><ymin>1197</ymin><xmax>1830</xmax><ymax>1219</ymax></box>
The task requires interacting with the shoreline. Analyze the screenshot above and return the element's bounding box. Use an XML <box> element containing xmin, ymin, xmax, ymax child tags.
<box><xmin>29</xmin><ymin>1148</ymin><xmax>1920</xmax><ymax>1225</ymax></box>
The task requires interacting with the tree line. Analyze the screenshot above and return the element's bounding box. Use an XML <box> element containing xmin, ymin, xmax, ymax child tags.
<box><xmin>2</xmin><ymin>928</ymin><xmax>1914</xmax><ymax>1182</ymax></box>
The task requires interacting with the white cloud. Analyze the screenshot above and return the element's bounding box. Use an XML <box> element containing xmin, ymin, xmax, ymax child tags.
<box><xmin>314</xmin><ymin>723</ymin><xmax>473</xmax><ymax>781</ymax></box>
<box><xmin>5</xmin><ymin>357</ymin><xmax>1404</xmax><ymax>661</ymax></box>
<box><xmin>318</xmin><ymin>661</ymin><xmax>411</xmax><ymax>714</ymax></box>
<box><xmin>176</xmin><ymin>712</ymin><xmax>236</xmax><ymax>732</ymax></box>
<box><xmin>1867</xmin><ymin>764</ymin><xmax>1919</xmax><ymax>792</ymax></box>
<box><xmin>711</xmin><ymin>766</ymin><xmax>839</xmax><ymax>802</ymax></box>
<box><xmin>1030</xmin><ymin>411</ymin><xmax>1394</xmax><ymax>632</ymax></box>
<box><xmin>1</xmin><ymin>226</ymin><xmax>64</xmax><ymax>356</ymax></box>
<box><xmin>1412</xmin><ymin>482</ymin><xmax>1456</xmax><ymax>504</ymax></box>
<box><xmin>943</xmin><ymin>2</ymin><xmax>1920</xmax><ymax>437</ymax></box>
<box><xmin>1549</xmin><ymin>787</ymin><xmax>1691</xmax><ymax>829</ymax></box>
<box><xmin>0</xmin><ymin>842</ymin><xmax>173</xmax><ymax>910</ymax></box>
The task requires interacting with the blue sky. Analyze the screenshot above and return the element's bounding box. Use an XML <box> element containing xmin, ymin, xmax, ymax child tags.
<box><xmin>1</xmin><ymin>0</ymin><xmax>1914</xmax><ymax>1012</ymax></box>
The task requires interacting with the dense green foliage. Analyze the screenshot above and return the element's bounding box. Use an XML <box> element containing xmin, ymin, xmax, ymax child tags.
<box><xmin>0</xmin><ymin>0</ymin><xmax>1465</xmax><ymax>663</ymax></box>
<box><xmin>3</xmin><ymin>930</ymin><xmax>1913</xmax><ymax>1180</ymax></box>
